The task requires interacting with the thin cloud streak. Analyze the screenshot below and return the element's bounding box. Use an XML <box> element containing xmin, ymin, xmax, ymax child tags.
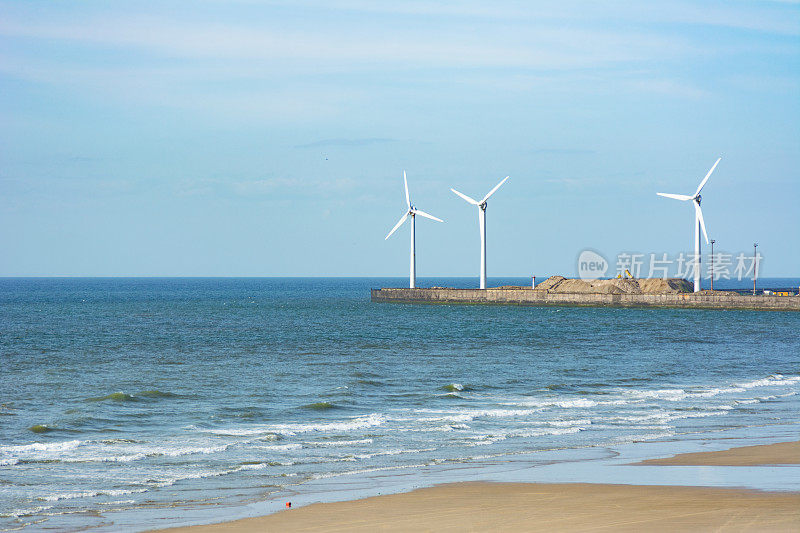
<box><xmin>295</xmin><ymin>138</ymin><xmax>397</xmax><ymax>148</ymax></box>
<box><xmin>222</xmin><ymin>0</ymin><xmax>800</xmax><ymax>36</ymax></box>
<box><xmin>0</xmin><ymin>17</ymin><xmax>696</xmax><ymax>68</ymax></box>
<box><xmin>530</xmin><ymin>148</ymin><xmax>596</xmax><ymax>155</ymax></box>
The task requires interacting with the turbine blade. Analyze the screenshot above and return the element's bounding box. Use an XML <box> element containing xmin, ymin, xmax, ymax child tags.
<box><xmin>451</xmin><ymin>188</ymin><xmax>479</xmax><ymax>205</ymax></box>
<box><xmin>481</xmin><ymin>176</ymin><xmax>509</xmax><ymax>203</ymax></box>
<box><xmin>694</xmin><ymin>157</ymin><xmax>721</xmax><ymax>197</ymax></box>
<box><xmin>695</xmin><ymin>202</ymin><xmax>709</xmax><ymax>244</ymax></box>
<box><xmin>403</xmin><ymin>171</ymin><xmax>410</xmax><ymax>208</ymax></box>
<box><xmin>385</xmin><ymin>212</ymin><xmax>408</xmax><ymax>240</ymax></box>
<box><xmin>412</xmin><ymin>209</ymin><xmax>443</xmax><ymax>223</ymax></box>
<box><xmin>657</xmin><ymin>192</ymin><xmax>693</xmax><ymax>201</ymax></box>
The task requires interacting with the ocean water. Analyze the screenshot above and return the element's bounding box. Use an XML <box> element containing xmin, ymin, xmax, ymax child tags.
<box><xmin>1</xmin><ymin>277</ymin><xmax>799</xmax><ymax>531</ymax></box>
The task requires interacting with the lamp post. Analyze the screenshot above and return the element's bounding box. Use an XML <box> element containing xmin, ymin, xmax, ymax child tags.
<box><xmin>710</xmin><ymin>239</ymin><xmax>715</xmax><ymax>291</ymax></box>
<box><xmin>753</xmin><ymin>242</ymin><xmax>758</xmax><ymax>296</ymax></box>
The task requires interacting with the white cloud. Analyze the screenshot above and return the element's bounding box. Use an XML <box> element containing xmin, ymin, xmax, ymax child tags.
<box><xmin>627</xmin><ymin>79</ymin><xmax>709</xmax><ymax>100</ymax></box>
<box><xmin>0</xmin><ymin>16</ymin><xmax>690</xmax><ymax>68</ymax></box>
<box><xmin>218</xmin><ymin>0</ymin><xmax>800</xmax><ymax>36</ymax></box>
<box><xmin>0</xmin><ymin>0</ymin><xmax>795</xmax><ymax>118</ymax></box>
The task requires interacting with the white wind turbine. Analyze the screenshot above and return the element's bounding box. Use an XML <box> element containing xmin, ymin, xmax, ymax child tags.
<box><xmin>451</xmin><ymin>176</ymin><xmax>509</xmax><ymax>289</ymax></box>
<box><xmin>385</xmin><ymin>171</ymin><xmax>443</xmax><ymax>289</ymax></box>
<box><xmin>657</xmin><ymin>157</ymin><xmax>721</xmax><ymax>293</ymax></box>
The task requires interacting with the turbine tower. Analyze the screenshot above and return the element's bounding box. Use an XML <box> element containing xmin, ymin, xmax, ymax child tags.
<box><xmin>385</xmin><ymin>171</ymin><xmax>443</xmax><ymax>289</ymax></box>
<box><xmin>657</xmin><ymin>158</ymin><xmax>721</xmax><ymax>293</ymax></box>
<box><xmin>451</xmin><ymin>176</ymin><xmax>509</xmax><ymax>289</ymax></box>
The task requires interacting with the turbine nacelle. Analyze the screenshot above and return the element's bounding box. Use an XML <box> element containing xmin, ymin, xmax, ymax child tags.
<box><xmin>450</xmin><ymin>176</ymin><xmax>508</xmax><ymax>210</ymax></box>
<box><xmin>385</xmin><ymin>171</ymin><xmax>444</xmax><ymax>241</ymax></box>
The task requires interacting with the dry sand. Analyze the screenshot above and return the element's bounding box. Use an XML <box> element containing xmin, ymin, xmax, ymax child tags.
<box><xmin>159</xmin><ymin>483</ymin><xmax>799</xmax><ymax>532</ymax></box>
<box><xmin>158</xmin><ymin>440</ymin><xmax>800</xmax><ymax>532</ymax></box>
<box><xmin>533</xmin><ymin>276</ymin><xmax>694</xmax><ymax>295</ymax></box>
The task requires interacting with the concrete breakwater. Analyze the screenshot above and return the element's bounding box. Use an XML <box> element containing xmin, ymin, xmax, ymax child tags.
<box><xmin>371</xmin><ymin>287</ymin><xmax>800</xmax><ymax>311</ymax></box>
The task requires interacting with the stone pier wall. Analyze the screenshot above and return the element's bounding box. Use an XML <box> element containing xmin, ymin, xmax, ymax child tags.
<box><xmin>371</xmin><ymin>288</ymin><xmax>800</xmax><ymax>311</ymax></box>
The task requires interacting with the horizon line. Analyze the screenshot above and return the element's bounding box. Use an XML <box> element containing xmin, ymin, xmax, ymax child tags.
<box><xmin>0</xmin><ymin>275</ymin><xmax>796</xmax><ymax>280</ymax></box>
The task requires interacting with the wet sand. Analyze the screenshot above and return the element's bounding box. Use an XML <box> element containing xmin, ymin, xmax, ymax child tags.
<box><xmin>636</xmin><ymin>440</ymin><xmax>800</xmax><ymax>466</ymax></box>
<box><xmin>159</xmin><ymin>441</ymin><xmax>800</xmax><ymax>532</ymax></box>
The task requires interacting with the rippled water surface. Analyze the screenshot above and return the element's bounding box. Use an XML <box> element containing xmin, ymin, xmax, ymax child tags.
<box><xmin>1</xmin><ymin>278</ymin><xmax>799</xmax><ymax>531</ymax></box>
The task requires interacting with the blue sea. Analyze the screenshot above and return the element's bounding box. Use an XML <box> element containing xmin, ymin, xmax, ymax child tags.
<box><xmin>1</xmin><ymin>278</ymin><xmax>799</xmax><ymax>531</ymax></box>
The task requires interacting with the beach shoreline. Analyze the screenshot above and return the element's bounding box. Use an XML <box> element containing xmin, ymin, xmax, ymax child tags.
<box><xmin>154</xmin><ymin>440</ymin><xmax>800</xmax><ymax>532</ymax></box>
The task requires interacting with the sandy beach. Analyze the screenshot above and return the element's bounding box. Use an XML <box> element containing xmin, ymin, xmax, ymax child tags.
<box><xmin>159</xmin><ymin>441</ymin><xmax>800</xmax><ymax>533</ymax></box>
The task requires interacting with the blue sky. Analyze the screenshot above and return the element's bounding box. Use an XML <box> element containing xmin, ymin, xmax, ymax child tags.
<box><xmin>1</xmin><ymin>0</ymin><xmax>798</xmax><ymax>277</ymax></box>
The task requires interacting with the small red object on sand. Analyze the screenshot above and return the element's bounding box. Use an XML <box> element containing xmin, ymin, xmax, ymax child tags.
<box><xmin>286</xmin><ymin>502</ymin><xmax>291</xmax><ymax>508</ymax></box>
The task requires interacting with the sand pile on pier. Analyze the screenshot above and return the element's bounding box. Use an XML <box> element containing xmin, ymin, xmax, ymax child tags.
<box><xmin>534</xmin><ymin>276</ymin><xmax>692</xmax><ymax>294</ymax></box>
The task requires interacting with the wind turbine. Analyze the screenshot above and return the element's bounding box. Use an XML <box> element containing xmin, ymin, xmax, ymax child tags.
<box><xmin>385</xmin><ymin>171</ymin><xmax>443</xmax><ymax>289</ymax></box>
<box><xmin>451</xmin><ymin>176</ymin><xmax>509</xmax><ymax>289</ymax></box>
<box><xmin>657</xmin><ymin>157</ymin><xmax>721</xmax><ymax>293</ymax></box>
